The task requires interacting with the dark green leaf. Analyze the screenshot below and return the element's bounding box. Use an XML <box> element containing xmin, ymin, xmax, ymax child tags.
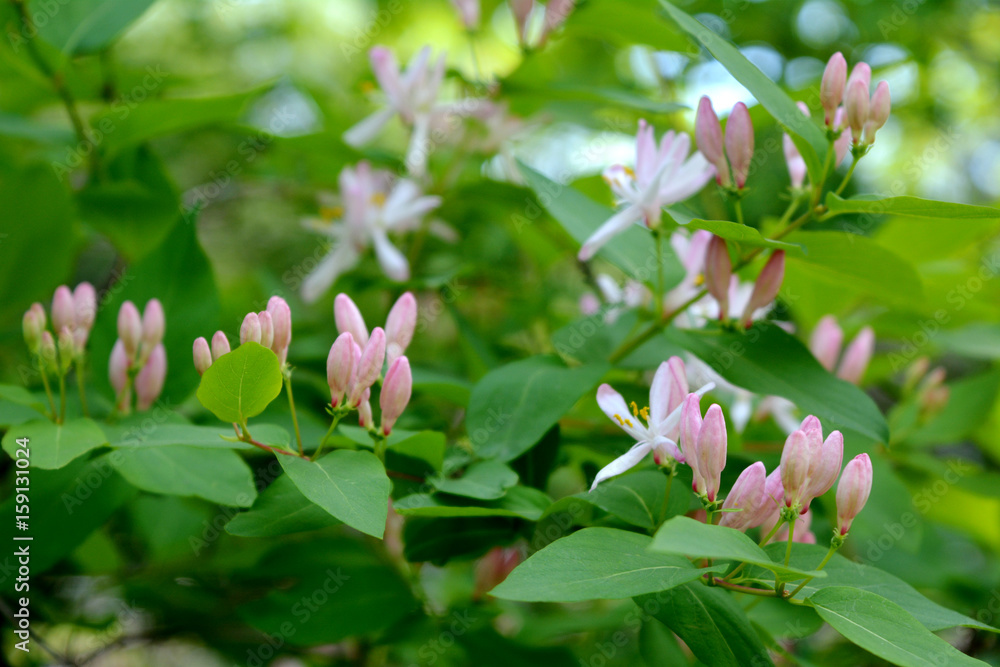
<box><xmin>393</xmin><ymin>486</ymin><xmax>551</xmax><ymax>521</ymax></box>
<box><xmin>431</xmin><ymin>459</ymin><xmax>519</xmax><ymax>500</ymax></box>
<box><xmin>226</xmin><ymin>474</ymin><xmax>340</xmax><ymax>537</ymax></box>
<box><xmin>107</xmin><ymin>446</ymin><xmax>256</xmax><ymax>506</ymax></box>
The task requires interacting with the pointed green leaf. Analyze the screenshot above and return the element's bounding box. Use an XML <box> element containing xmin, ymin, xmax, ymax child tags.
<box><xmin>686</xmin><ymin>219</ymin><xmax>803</xmax><ymax>253</ymax></box>
<box><xmin>2</xmin><ymin>418</ymin><xmax>108</xmax><ymax>469</ymax></box>
<box><xmin>431</xmin><ymin>459</ymin><xmax>519</xmax><ymax>500</ymax></box>
<box><xmin>826</xmin><ymin>192</ymin><xmax>1000</xmax><ymax>221</ymax></box>
<box><xmin>107</xmin><ymin>447</ymin><xmax>256</xmax><ymax>507</ymax></box>
<box><xmin>492</xmin><ymin>527</ymin><xmax>723</xmax><ymax>602</ymax></box>
<box><xmin>393</xmin><ymin>486</ymin><xmax>551</xmax><ymax>521</ymax></box>
<box><xmin>226</xmin><ymin>474</ymin><xmax>341</xmax><ymax>537</ymax></box>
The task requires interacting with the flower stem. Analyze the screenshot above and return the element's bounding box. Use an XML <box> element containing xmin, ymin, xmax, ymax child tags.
<box><xmin>313</xmin><ymin>412</ymin><xmax>343</xmax><ymax>461</ymax></box>
<box><xmin>784</xmin><ymin>520</ymin><xmax>795</xmax><ymax>567</ymax></box>
<box><xmin>710</xmin><ymin>577</ymin><xmax>781</xmax><ymax>597</ymax></box>
<box><xmin>834</xmin><ymin>156</ymin><xmax>860</xmax><ymax>196</ymax></box>
<box><xmin>234</xmin><ymin>422</ymin><xmax>304</xmax><ymax>458</ymax></box>
<box><xmin>57</xmin><ymin>373</ymin><xmax>66</xmax><ymax>424</ymax></box>
<box><xmin>786</xmin><ymin>542</ymin><xmax>840</xmax><ymax>599</ymax></box>
<box><xmin>37</xmin><ymin>357</ymin><xmax>57</xmax><ymax>421</ymax></box>
<box><xmin>734</xmin><ymin>199</ymin><xmax>745</xmax><ymax>226</ymax></box>
<box><xmin>75</xmin><ymin>359</ymin><xmax>89</xmax><ymax>418</ymax></box>
<box><xmin>284</xmin><ymin>373</ymin><xmax>304</xmax><ymax>456</ymax></box>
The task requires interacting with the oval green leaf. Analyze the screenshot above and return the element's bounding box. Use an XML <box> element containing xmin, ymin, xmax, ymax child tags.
<box><xmin>196</xmin><ymin>342</ymin><xmax>283</xmax><ymax>425</ymax></box>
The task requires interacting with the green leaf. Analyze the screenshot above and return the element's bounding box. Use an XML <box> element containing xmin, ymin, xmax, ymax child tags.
<box><xmin>467</xmin><ymin>355</ymin><xmax>609</xmax><ymax>461</ymax></box>
<box><xmin>638</xmin><ymin>583</ymin><xmax>775</xmax><ymax>667</ymax></box>
<box><xmin>107</xmin><ymin>447</ymin><xmax>256</xmax><ymax>507</ymax></box>
<box><xmin>28</xmin><ymin>0</ymin><xmax>157</xmax><ymax>54</ymax></box>
<box><xmin>826</xmin><ymin>192</ymin><xmax>1000</xmax><ymax>221</ymax></box>
<box><xmin>239</xmin><ymin>539</ymin><xmax>416</xmax><ymax>645</ymax></box>
<box><xmin>517</xmin><ymin>163</ymin><xmax>685</xmax><ymax>286</ymax></box>
<box><xmin>89</xmin><ymin>219</ymin><xmax>221</xmax><ymax>403</ymax></box>
<box><xmin>104</xmin><ymin>422</ymin><xmax>252</xmax><ymax>450</ymax></box>
<box><xmin>0</xmin><ymin>163</ymin><xmax>76</xmax><ymax>326</ymax></box>
<box><xmin>650</xmin><ymin>516</ymin><xmax>824</xmax><ymax>580</ymax></box>
<box><xmin>0</xmin><ymin>457</ymin><xmax>136</xmax><ymax>573</ymax></box>
<box><xmin>583</xmin><ymin>469</ymin><xmax>691</xmax><ymax>530</ymax></box>
<box><xmin>491</xmin><ymin>527</ymin><xmax>723</xmax><ymax>602</ymax></box>
<box><xmin>403</xmin><ymin>516</ymin><xmax>522</xmax><ymax>565</ymax></box>
<box><xmin>393</xmin><ymin>486</ymin><xmax>552</xmax><ymax>521</ymax></box>
<box><xmin>685</xmin><ymin>219</ymin><xmax>803</xmax><ymax>253</ymax></box>
<box><xmin>658</xmin><ymin>0</ymin><xmax>826</xmax><ymax>182</ymax></box>
<box><xmin>566</xmin><ymin>0</ymin><xmax>691</xmax><ymax>51</ymax></box>
<box><xmin>0</xmin><ymin>385</ymin><xmax>49</xmax><ymax>415</ymax></box>
<box><xmin>431</xmin><ymin>459</ymin><xmax>519</xmax><ymax>500</ymax></box>
<box><xmin>2</xmin><ymin>418</ymin><xmax>108</xmax><ymax>469</ymax></box>
<box><xmin>278</xmin><ymin>450</ymin><xmax>390</xmax><ymax>538</ymax></box>
<box><xmin>807</xmin><ymin>587</ymin><xmax>987</xmax><ymax>667</ymax></box>
<box><xmin>747</xmin><ymin>543</ymin><xmax>995</xmax><ymax>632</ymax></box>
<box><xmin>784</xmin><ymin>231</ymin><xmax>924</xmax><ymax>305</ymax></box>
<box><xmin>226</xmin><ymin>474</ymin><xmax>340</xmax><ymax>537</ymax></box>
<box><xmin>667</xmin><ymin>324</ymin><xmax>889</xmax><ymax>442</ymax></box>
<box><xmin>92</xmin><ymin>88</ymin><xmax>265</xmax><ymax>158</ymax></box>
<box><xmin>196</xmin><ymin>342</ymin><xmax>283</xmax><ymax>425</ymax></box>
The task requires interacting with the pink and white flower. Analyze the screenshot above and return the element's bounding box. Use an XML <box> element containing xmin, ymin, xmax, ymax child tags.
<box><xmin>578</xmin><ymin>120</ymin><xmax>714</xmax><ymax>261</ymax></box>
<box><xmin>301</xmin><ymin>163</ymin><xmax>443</xmax><ymax>302</ymax></box>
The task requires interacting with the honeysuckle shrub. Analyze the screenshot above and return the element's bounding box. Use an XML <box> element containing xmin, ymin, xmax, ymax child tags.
<box><xmin>2</xmin><ymin>1</ymin><xmax>1000</xmax><ymax>666</ymax></box>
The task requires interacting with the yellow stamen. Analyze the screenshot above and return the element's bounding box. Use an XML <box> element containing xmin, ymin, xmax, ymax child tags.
<box><xmin>640</xmin><ymin>406</ymin><xmax>650</xmax><ymax>422</ymax></box>
<box><xmin>693</xmin><ymin>273</ymin><xmax>705</xmax><ymax>287</ymax></box>
<box><xmin>623</xmin><ymin>165</ymin><xmax>635</xmax><ymax>178</ymax></box>
<box><xmin>624</xmin><ymin>418</ymin><xmax>633</xmax><ymax>427</ymax></box>
<box><xmin>630</xmin><ymin>401</ymin><xmax>639</xmax><ymax>417</ymax></box>
<box><xmin>319</xmin><ymin>205</ymin><xmax>342</xmax><ymax>220</ymax></box>
<box><xmin>361</xmin><ymin>81</ymin><xmax>376</xmax><ymax>94</ymax></box>
<box><xmin>370</xmin><ymin>192</ymin><xmax>387</xmax><ymax>207</ymax></box>
<box><xmin>614</xmin><ymin>414</ymin><xmax>625</xmax><ymax>426</ymax></box>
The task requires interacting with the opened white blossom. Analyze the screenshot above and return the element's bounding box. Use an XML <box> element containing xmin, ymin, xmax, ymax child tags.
<box><xmin>590</xmin><ymin>357</ymin><xmax>715</xmax><ymax>490</ymax></box>
<box><xmin>301</xmin><ymin>164</ymin><xmax>442</xmax><ymax>302</ymax></box>
<box><xmin>578</xmin><ymin>120</ymin><xmax>714</xmax><ymax>261</ymax></box>
<box><xmin>343</xmin><ymin>46</ymin><xmax>447</xmax><ymax>177</ymax></box>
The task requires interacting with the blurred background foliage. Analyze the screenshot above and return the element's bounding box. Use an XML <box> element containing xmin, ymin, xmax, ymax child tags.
<box><xmin>2</xmin><ymin>0</ymin><xmax>1000</xmax><ymax>665</ymax></box>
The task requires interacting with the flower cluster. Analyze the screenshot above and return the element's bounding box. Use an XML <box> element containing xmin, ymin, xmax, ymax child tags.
<box><xmin>329</xmin><ymin>293</ymin><xmax>416</xmax><ymax>436</ymax></box>
<box><xmin>695</xmin><ymin>98</ymin><xmax>754</xmax><ymax>190</ymax></box>
<box><xmin>591</xmin><ymin>359</ymin><xmax>873</xmax><ymax>542</ymax></box>
<box><xmin>193</xmin><ymin>296</ymin><xmax>293</xmax><ymax>375</ymax></box>
<box><xmin>110</xmin><ymin>299</ymin><xmax>167</xmax><ymax>413</ymax></box>
<box><xmin>509</xmin><ymin>0</ymin><xmax>575</xmax><ymax>49</ymax></box>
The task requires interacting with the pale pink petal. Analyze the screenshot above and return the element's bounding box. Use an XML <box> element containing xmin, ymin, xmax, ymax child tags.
<box><xmin>590</xmin><ymin>442</ymin><xmax>653</xmax><ymax>490</ymax></box>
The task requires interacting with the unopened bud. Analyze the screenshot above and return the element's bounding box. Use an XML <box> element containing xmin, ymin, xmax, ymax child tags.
<box><xmin>334</xmin><ymin>293</ymin><xmax>369</xmax><ymax>346</ymax></box>
<box><xmin>73</xmin><ymin>283</ymin><xmax>97</xmax><ymax>333</ymax></box>
<box><xmin>211</xmin><ymin>331</ymin><xmax>231</xmax><ymax>361</ymax></box>
<box><xmin>719</xmin><ymin>461</ymin><xmax>766</xmax><ymax>531</ymax></box>
<box><xmin>385</xmin><ymin>292</ymin><xmax>417</xmax><ymax>365</ymax></box>
<box><xmin>141</xmin><ymin>299</ymin><xmax>165</xmax><ymax>351</ymax></box>
<box><xmin>846</xmin><ymin>62</ymin><xmax>871</xmax><ymax>93</ymax></box>
<box><xmin>704</xmin><ymin>236</ymin><xmax>732</xmax><ymax>317</ymax></box>
<box><xmin>358</xmin><ymin>392</ymin><xmax>374</xmax><ymax>429</ymax></box>
<box><xmin>509</xmin><ymin>0</ymin><xmax>534</xmax><ymax>44</ymax></box>
<box><xmin>837</xmin><ymin>326</ymin><xmax>874</xmax><ymax>384</ymax></box>
<box><xmin>680</xmin><ymin>392</ymin><xmax>703</xmax><ymax>468</ymax></box>
<box><xmin>845</xmin><ymin>79</ymin><xmax>869</xmax><ymax>143</ymax></box>
<box><xmin>832</xmin><ymin>107</ymin><xmax>851</xmax><ymax>165</ymax></box>
<box><xmin>240</xmin><ymin>312</ymin><xmax>262</xmax><ymax>345</ymax></box>
<box><xmin>327</xmin><ymin>332</ymin><xmax>356</xmax><ymax>407</ymax></box>
<box><xmin>836</xmin><ymin>453</ymin><xmax>872</xmax><ymax>535</ymax></box>
<box><xmin>380</xmin><ymin>356</ymin><xmax>413</xmax><ymax>435</ymax></box>
<box><xmin>450</xmin><ymin>0</ymin><xmax>480</xmax><ymax>29</ymax></box>
<box><xmin>136</xmin><ymin>343</ymin><xmax>166</xmax><ymax>411</ymax></box>
<box><xmin>193</xmin><ymin>337</ymin><xmax>213</xmax><ymax>375</ymax></box>
<box><xmin>51</xmin><ymin>286</ymin><xmax>75</xmax><ymax>333</ymax></box>
<box><xmin>258</xmin><ymin>311</ymin><xmax>274</xmax><ymax>349</ymax></box>
<box><xmin>696</xmin><ymin>96</ymin><xmax>729</xmax><ymax>186</ymax></box>
<box><xmin>349</xmin><ymin>327</ymin><xmax>386</xmax><ymax>406</ymax></box>
<box><xmin>109</xmin><ymin>339</ymin><xmax>129</xmax><ymax>394</ymax></box>
<box><xmin>863</xmin><ymin>81</ymin><xmax>890</xmax><ymax>145</ymax></box>
<box><xmin>695</xmin><ymin>404</ymin><xmax>727</xmax><ymax>502</ymax></box>
<box><xmin>725</xmin><ymin>102</ymin><xmax>754</xmax><ymax>189</ymax></box>
<box><xmin>266</xmin><ymin>296</ymin><xmax>292</xmax><ymax>364</ymax></box>
<box><xmin>22</xmin><ymin>304</ymin><xmax>45</xmax><ymax>354</ymax></box>
<box><xmin>118</xmin><ymin>301</ymin><xmax>142</xmax><ymax>359</ymax></box>
<box><xmin>741</xmin><ymin>251</ymin><xmax>785</xmax><ymax>327</ymax></box>
<box><xmin>57</xmin><ymin>326</ymin><xmax>74</xmax><ymax>373</ymax></box>
<box><xmin>820</xmin><ymin>52</ymin><xmax>847</xmax><ymax>124</ymax></box>
<box><xmin>809</xmin><ymin>315</ymin><xmax>844</xmax><ymax>371</ymax></box>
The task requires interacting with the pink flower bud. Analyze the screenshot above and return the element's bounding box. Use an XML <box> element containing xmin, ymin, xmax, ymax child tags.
<box><xmin>73</xmin><ymin>283</ymin><xmax>97</xmax><ymax>332</ymax></box>
<box><xmin>809</xmin><ymin>315</ymin><xmax>844</xmax><ymax>371</ymax></box>
<box><xmin>117</xmin><ymin>301</ymin><xmax>142</xmax><ymax>359</ymax></box>
<box><xmin>680</xmin><ymin>393</ymin><xmax>703</xmax><ymax>469</ymax></box>
<box><xmin>51</xmin><ymin>285</ymin><xmax>75</xmax><ymax>333</ymax></box>
<box><xmin>266</xmin><ymin>296</ymin><xmax>292</xmax><ymax>364</ymax></box>
<box><xmin>542</xmin><ymin>0</ymin><xmax>573</xmax><ymax>36</ymax></box>
<box><xmin>358</xmin><ymin>392</ymin><xmax>374</xmax><ymax>429</ymax></box>
<box><xmin>845</xmin><ymin>79</ymin><xmax>869</xmax><ymax>143</ymax></box>
<box><xmin>720</xmin><ymin>461</ymin><xmax>766</xmax><ymax>530</ymax></box>
<box><xmin>141</xmin><ymin>299</ymin><xmax>165</xmax><ymax>349</ymax></box>
<box><xmin>135</xmin><ymin>343</ymin><xmax>166</xmax><ymax>411</ymax></box>
<box><xmin>109</xmin><ymin>339</ymin><xmax>129</xmax><ymax>394</ymax></box>
<box><xmin>193</xmin><ymin>337</ymin><xmax>212</xmax><ymax>375</ymax></box>
<box><xmin>380</xmin><ymin>356</ymin><xmax>413</xmax><ymax>435</ymax></box>
<box><xmin>759</xmin><ymin>468</ymin><xmax>785</xmax><ymax>528</ymax></box>
<box><xmin>921</xmin><ymin>385</ymin><xmax>950</xmax><ymax>413</ymax></box>
<box><xmin>807</xmin><ymin>429</ymin><xmax>843</xmax><ymax>499</ymax></box>
<box><xmin>386</xmin><ymin>291</ymin><xmax>417</xmax><ymax>365</ymax></box>
<box><xmin>696</xmin><ymin>96</ymin><xmax>729</xmax><ymax>186</ymax></box>
<box><xmin>695</xmin><ymin>404</ymin><xmax>727</xmax><ymax>501</ymax></box>
<box><xmin>833</xmin><ymin>107</ymin><xmax>851</xmax><ymax>165</ymax></box>
<box><xmin>509</xmin><ymin>0</ymin><xmax>534</xmax><ymax>44</ymax></box>
<box><xmin>257</xmin><ymin>311</ymin><xmax>274</xmax><ymax>349</ymax></box>
<box><xmin>450</xmin><ymin>0</ymin><xmax>480</xmax><ymax>29</ymax></box>
<box><xmin>240</xmin><ymin>312</ymin><xmax>262</xmax><ymax>345</ymax></box>
<box><xmin>741</xmin><ymin>251</ymin><xmax>785</xmax><ymax>327</ymax></box>
<box><xmin>725</xmin><ymin>102</ymin><xmax>754</xmax><ymax>189</ymax></box>
<box><xmin>349</xmin><ymin>327</ymin><xmax>386</xmax><ymax>406</ymax></box>
<box><xmin>334</xmin><ymin>293</ymin><xmax>369</xmax><ymax>346</ymax></box>
<box><xmin>783</xmin><ymin>134</ymin><xmax>807</xmax><ymax>189</ymax></box>
<box><xmin>779</xmin><ymin>429</ymin><xmax>811</xmax><ymax>507</ymax></box>
<box><xmin>37</xmin><ymin>331</ymin><xmax>56</xmax><ymax>373</ymax></box>
<box><xmin>211</xmin><ymin>331</ymin><xmax>230</xmax><ymax>361</ymax></box>
<box><xmin>665</xmin><ymin>356</ymin><xmax>689</xmax><ymax>418</ymax></box>
<box><xmin>474</xmin><ymin>546</ymin><xmax>523</xmax><ymax>599</ymax></box>
<box><xmin>836</xmin><ymin>453</ymin><xmax>872</xmax><ymax>535</ymax></box>
<box><xmin>846</xmin><ymin>62</ymin><xmax>871</xmax><ymax>93</ymax></box>
<box><xmin>863</xmin><ymin>81</ymin><xmax>890</xmax><ymax>145</ymax></box>
<box><xmin>22</xmin><ymin>304</ymin><xmax>45</xmax><ymax>354</ymax></box>
<box><xmin>820</xmin><ymin>52</ymin><xmax>847</xmax><ymax>124</ymax></box>
<box><xmin>837</xmin><ymin>326</ymin><xmax>874</xmax><ymax>385</ymax></box>
<box><xmin>327</xmin><ymin>332</ymin><xmax>356</xmax><ymax>407</ymax></box>
<box><xmin>704</xmin><ymin>235</ymin><xmax>732</xmax><ymax>317</ymax></box>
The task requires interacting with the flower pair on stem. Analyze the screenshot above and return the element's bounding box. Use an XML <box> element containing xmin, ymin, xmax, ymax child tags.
<box><xmin>110</xmin><ymin>299</ymin><xmax>167</xmax><ymax>416</ymax></box>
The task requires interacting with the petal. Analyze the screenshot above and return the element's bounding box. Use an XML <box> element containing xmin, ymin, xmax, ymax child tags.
<box><xmin>590</xmin><ymin>442</ymin><xmax>652</xmax><ymax>490</ymax></box>
<box><xmin>343</xmin><ymin>108</ymin><xmax>396</xmax><ymax>147</ymax></box>
<box><xmin>301</xmin><ymin>244</ymin><xmax>360</xmax><ymax>304</ymax></box>
<box><xmin>596</xmin><ymin>383</ymin><xmax>647</xmax><ymax>441</ymax></box>
<box><xmin>371</xmin><ymin>230</ymin><xmax>410</xmax><ymax>282</ymax></box>
<box><xmin>404</xmin><ymin>114</ymin><xmax>431</xmax><ymax>177</ymax></box>
<box><xmin>578</xmin><ymin>203</ymin><xmax>642</xmax><ymax>261</ymax></box>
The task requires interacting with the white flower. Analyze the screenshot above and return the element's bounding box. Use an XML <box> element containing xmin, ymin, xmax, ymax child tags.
<box><xmin>301</xmin><ymin>162</ymin><xmax>442</xmax><ymax>302</ymax></box>
<box><xmin>590</xmin><ymin>357</ymin><xmax>714</xmax><ymax>490</ymax></box>
<box><xmin>580</xmin><ymin>273</ymin><xmax>651</xmax><ymax>323</ymax></box>
<box><xmin>578</xmin><ymin>120</ymin><xmax>715</xmax><ymax>261</ymax></box>
<box><xmin>343</xmin><ymin>46</ymin><xmax>448</xmax><ymax>178</ymax></box>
